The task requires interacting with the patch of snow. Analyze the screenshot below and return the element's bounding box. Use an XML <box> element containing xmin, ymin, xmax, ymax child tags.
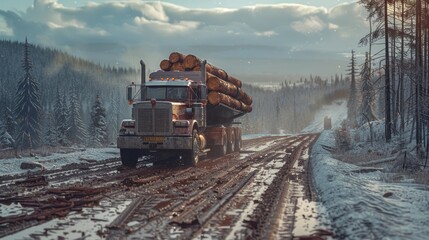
<box><xmin>6</xmin><ymin>198</ymin><xmax>131</xmax><ymax>239</ymax></box>
<box><xmin>310</xmin><ymin>131</ymin><xmax>429</xmax><ymax>239</ymax></box>
<box><xmin>0</xmin><ymin>203</ymin><xmax>34</xmax><ymax>218</ymax></box>
<box><xmin>0</xmin><ymin>147</ymin><xmax>119</xmax><ymax>177</ymax></box>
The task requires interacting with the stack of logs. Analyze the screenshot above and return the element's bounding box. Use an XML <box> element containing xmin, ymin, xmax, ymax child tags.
<box><xmin>159</xmin><ymin>52</ymin><xmax>252</xmax><ymax>113</ymax></box>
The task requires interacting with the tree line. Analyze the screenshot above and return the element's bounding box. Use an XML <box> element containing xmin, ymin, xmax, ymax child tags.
<box><xmin>347</xmin><ymin>0</ymin><xmax>429</xmax><ymax>159</ymax></box>
<box><xmin>0</xmin><ymin>39</ymin><xmax>136</xmax><ymax>151</ymax></box>
<box><xmin>241</xmin><ymin>75</ymin><xmax>349</xmax><ymax>134</ymax></box>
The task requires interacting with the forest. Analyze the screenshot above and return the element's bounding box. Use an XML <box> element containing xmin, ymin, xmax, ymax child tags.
<box><xmin>0</xmin><ymin>39</ymin><xmax>136</xmax><ymax>150</ymax></box>
<box><xmin>345</xmin><ymin>0</ymin><xmax>429</xmax><ymax>158</ymax></box>
<box><xmin>0</xmin><ymin>39</ymin><xmax>349</xmax><ymax>152</ymax></box>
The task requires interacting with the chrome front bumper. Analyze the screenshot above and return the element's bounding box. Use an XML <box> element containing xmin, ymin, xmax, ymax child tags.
<box><xmin>117</xmin><ymin>135</ymin><xmax>192</xmax><ymax>150</ymax></box>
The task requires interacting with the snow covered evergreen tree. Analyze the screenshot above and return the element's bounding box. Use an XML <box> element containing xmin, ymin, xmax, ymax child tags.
<box><xmin>54</xmin><ymin>89</ymin><xmax>69</xmax><ymax>146</ymax></box>
<box><xmin>358</xmin><ymin>52</ymin><xmax>378</xmax><ymax>125</ymax></box>
<box><xmin>4</xmin><ymin>107</ymin><xmax>16</xmax><ymax>138</ymax></box>
<box><xmin>347</xmin><ymin>50</ymin><xmax>359</xmax><ymax>126</ymax></box>
<box><xmin>89</xmin><ymin>95</ymin><xmax>108</xmax><ymax>146</ymax></box>
<box><xmin>44</xmin><ymin>112</ymin><xmax>57</xmax><ymax>147</ymax></box>
<box><xmin>0</xmin><ymin>120</ymin><xmax>15</xmax><ymax>149</ymax></box>
<box><xmin>66</xmin><ymin>82</ymin><xmax>87</xmax><ymax>145</ymax></box>
<box><xmin>14</xmin><ymin>38</ymin><xmax>42</xmax><ymax>149</ymax></box>
<box><xmin>107</xmin><ymin>90</ymin><xmax>120</xmax><ymax>143</ymax></box>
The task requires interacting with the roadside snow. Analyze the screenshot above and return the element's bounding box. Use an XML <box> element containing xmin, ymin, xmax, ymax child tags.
<box><xmin>310</xmin><ymin>130</ymin><xmax>429</xmax><ymax>240</ymax></box>
<box><xmin>301</xmin><ymin>98</ymin><xmax>429</xmax><ymax>239</ymax></box>
<box><xmin>0</xmin><ymin>147</ymin><xmax>119</xmax><ymax>177</ymax></box>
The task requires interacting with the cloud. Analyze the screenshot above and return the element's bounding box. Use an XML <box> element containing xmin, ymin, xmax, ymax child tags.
<box><xmin>0</xmin><ymin>16</ymin><xmax>13</xmax><ymax>36</ymax></box>
<box><xmin>0</xmin><ymin>0</ymin><xmax>369</xmax><ymax>79</ymax></box>
<box><xmin>133</xmin><ymin>17</ymin><xmax>199</xmax><ymax>33</ymax></box>
<box><xmin>255</xmin><ymin>31</ymin><xmax>278</xmax><ymax>37</ymax></box>
<box><xmin>291</xmin><ymin>16</ymin><xmax>325</xmax><ymax>34</ymax></box>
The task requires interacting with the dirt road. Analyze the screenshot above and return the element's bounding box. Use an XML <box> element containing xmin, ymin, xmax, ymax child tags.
<box><xmin>0</xmin><ymin>133</ymin><xmax>328</xmax><ymax>239</ymax></box>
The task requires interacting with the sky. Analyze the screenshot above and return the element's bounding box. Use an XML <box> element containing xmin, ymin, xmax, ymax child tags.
<box><xmin>0</xmin><ymin>0</ymin><xmax>369</xmax><ymax>83</ymax></box>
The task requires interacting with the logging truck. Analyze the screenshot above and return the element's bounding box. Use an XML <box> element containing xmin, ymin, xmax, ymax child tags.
<box><xmin>117</xmin><ymin>58</ymin><xmax>250</xmax><ymax>167</ymax></box>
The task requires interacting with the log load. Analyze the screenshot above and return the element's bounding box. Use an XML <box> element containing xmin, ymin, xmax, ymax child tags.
<box><xmin>206</xmin><ymin>73</ymin><xmax>252</xmax><ymax>106</ymax></box>
<box><xmin>171</xmin><ymin>62</ymin><xmax>185</xmax><ymax>71</ymax></box>
<box><xmin>169</xmin><ymin>52</ymin><xmax>186</xmax><ymax>64</ymax></box>
<box><xmin>158</xmin><ymin>52</ymin><xmax>252</xmax><ymax>113</ymax></box>
<box><xmin>184</xmin><ymin>54</ymin><xmax>242</xmax><ymax>88</ymax></box>
<box><xmin>208</xmin><ymin>92</ymin><xmax>252</xmax><ymax>112</ymax></box>
<box><xmin>160</xmin><ymin>59</ymin><xmax>172</xmax><ymax>71</ymax></box>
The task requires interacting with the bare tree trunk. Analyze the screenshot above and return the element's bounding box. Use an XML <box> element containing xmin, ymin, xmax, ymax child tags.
<box><xmin>400</xmin><ymin>0</ymin><xmax>405</xmax><ymax>133</ymax></box>
<box><xmin>416</xmin><ymin>0</ymin><xmax>423</xmax><ymax>154</ymax></box>
<box><xmin>362</xmin><ymin>113</ymin><xmax>374</xmax><ymax>146</ymax></box>
<box><xmin>384</xmin><ymin>0</ymin><xmax>392</xmax><ymax>142</ymax></box>
<box><xmin>392</xmin><ymin>1</ymin><xmax>397</xmax><ymax>135</ymax></box>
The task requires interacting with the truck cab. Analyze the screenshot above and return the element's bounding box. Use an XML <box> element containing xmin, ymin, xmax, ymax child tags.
<box><xmin>117</xmin><ymin>62</ymin><xmax>208</xmax><ymax>167</ymax></box>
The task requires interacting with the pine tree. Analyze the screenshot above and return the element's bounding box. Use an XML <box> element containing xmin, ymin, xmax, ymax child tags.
<box><xmin>347</xmin><ymin>50</ymin><xmax>359</xmax><ymax>126</ymax></box>
<box><xmin>358</xmin><ymin>52</ymin><xmax>378</xmax><ymax>125</ymax></box>
<box><xmin>66</xmin><ymin>82</ymin><xmax>87</xmax><ymax>145</ymax></box>
<box><xmin>90</xmin><ymin>95</ymin><xmax>108</xmax><ymax>146</ymax></box>
<box><xmin>53</xmin><ymin>87</ymin><xmax>62</xmax><ymax>130</ymax></box>
<box><xmin>54</xmin><ymin>90</ymin><xmax>69</xmax><ymax>146</ymax></box>
<box><xmin>0</xmin><ymin>120</ymin><xmax>15</xmax><ymax>148</ymax></box>
<box><xmin>107</xmin><ymin>90</ymin><xmax>120</xmax><ymax>143</ymax></box>
<box><xmin>4</xmin><ymin>107</ymin><xmax>16</xmax><ymax>138</ymax></box>
<box><xmin>44</xmin><ymin>112</ymin><xmax>57</xmax><ymax>147</ymax></box>
<box><xmin>14</xmin><ymin>38</ymin><xmax>42</xmax><ymax>149</ymax></box>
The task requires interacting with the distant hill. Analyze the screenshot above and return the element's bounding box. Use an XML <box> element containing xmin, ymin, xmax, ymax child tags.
<box><xmin>0</xmin><ymin>39</ymin><xmax>138</xmax><ymax>108</ymax></box>
<box><xmin>0</xmin><ymin>39</ymin><xmax>139</xmax><ymax>143</ymax></box>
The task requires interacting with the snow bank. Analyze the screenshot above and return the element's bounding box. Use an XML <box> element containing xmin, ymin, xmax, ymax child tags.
<box><xmin>310</xmin><ymin>131</ymin><xmax>429</xmax><ymax>239</ymax></box>
<box><xmin>0</xmin><ymin>147</ymin><xmax>119</xmax><ymax>177</ymax></box>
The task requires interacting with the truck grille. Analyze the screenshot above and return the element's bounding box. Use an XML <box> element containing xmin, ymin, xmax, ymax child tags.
<box><xmin>136</xmin><ymin>104</ymin><xmax>171</xmax><ymax>134</ymax></box>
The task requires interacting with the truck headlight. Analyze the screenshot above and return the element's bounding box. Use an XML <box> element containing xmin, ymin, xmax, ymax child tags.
<box><xmin>121</xmin><ymin>120</ymin><xmax>135</xmax><ymax>128</ymax></box>
<box><xmin>173</xmin><ymin>120</ymin><xmax>190</xmax><ymax>128</ymax></box>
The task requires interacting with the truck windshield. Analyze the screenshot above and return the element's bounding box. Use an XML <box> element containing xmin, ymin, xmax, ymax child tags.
<box><xmin>146</xmin><ymin>87</ymin><xmax>188</xmax><ymax>101</ymax></box>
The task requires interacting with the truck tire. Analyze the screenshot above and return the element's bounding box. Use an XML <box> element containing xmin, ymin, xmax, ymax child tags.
<box><xmin>120</xmin><ymin>149</ymin><xmax>139</xmax><ymax>167</ymax></box>
<box><xmin>234</xmin><ymin>132</ymin><xmax>241</xmax><ymax>152</ymax></box>
<box><xmin>227</xmin><ymin>130</ymin><xmax>235</xmax><ymax>153</ymax></box>
<box><xmin>184</xmin><ymin>130</ymin><xmax>200</xmax><ymax>166</ymax></box>
<box><xmin>213</xmin><ymin>134</ymin><xmax>227</xmax><ymax>157</ymax></box>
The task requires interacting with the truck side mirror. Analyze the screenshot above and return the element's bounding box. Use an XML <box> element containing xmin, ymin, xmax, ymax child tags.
<box><xmin>127</xmin><ymin>86</ymin><xmax>133</xmax><ymax>101</ymax></box>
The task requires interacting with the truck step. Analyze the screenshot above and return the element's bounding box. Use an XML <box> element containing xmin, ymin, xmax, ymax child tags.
<box><xmin>199</xmin><ymin>149</ymin><xmax>210</xmax><ymax>156</ymax></box>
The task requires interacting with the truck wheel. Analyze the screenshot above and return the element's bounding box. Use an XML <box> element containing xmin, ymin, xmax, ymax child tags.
<box><xmin>234</xmin><ymin>132</ymin><xmax>241</xmax><ymax>152</ymax></box>
<box><xmin>184</xmin><ymin>130</ymin><xmax>199</xmax><ymax>166</ymax></box>
<box><xmin>227</xmin><ymin>131</ymin><xmax>235</xmax><ymax>153</ymax></box>
<box><xmin>218</xmin><ymin>134</ymin><xmax>228</xmax><ymax>156</ymax></box>
<box><xmin>120</xmin><ymin>149</ymin><xmax>139</xmax><ymax>167</ymax></box>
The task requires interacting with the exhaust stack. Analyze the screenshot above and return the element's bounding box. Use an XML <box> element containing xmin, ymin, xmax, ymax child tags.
<box><xmin>201</xmin><ymin>60</ymin><xmax>207</xmax><ymax>84</ymax></box>
<box><xmin>140</xmin><ymin>60</ymin><xmax>146</xmax><ymax>84</ymax></box>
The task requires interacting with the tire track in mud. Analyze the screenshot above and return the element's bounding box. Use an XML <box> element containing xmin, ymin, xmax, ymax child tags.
<box><xmin>0</xmin><ymin>134</ymin><xmax>321</xmax><ymax>239</ymax></box>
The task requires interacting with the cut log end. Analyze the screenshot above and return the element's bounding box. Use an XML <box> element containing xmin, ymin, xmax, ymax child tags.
<box><xmin>160</xmin><ymin>59</ymin><xmax>172</xmax><ymax>71</ymax></box>
<box><xmin>183</xmin><ymin>54</ymin><xmax>200</xmax><ymax>69</ymax></box>
<box><xmin>169</xmin><ymin>52</ymin><xmax>186</xmax><ymax>64</ymax></box>
<box><xmin>171</xmin><ymin>62</ymin><xmax>185</xmax><ymax>71</ymax></box>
